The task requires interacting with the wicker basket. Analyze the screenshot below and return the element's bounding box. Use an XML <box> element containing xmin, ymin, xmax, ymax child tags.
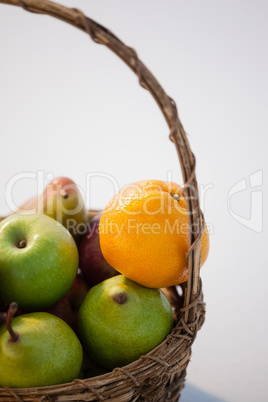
<box><xmin>0</xmin><ymin>1</ymin><xmax>206</xmax><ymax>401</ymax></box>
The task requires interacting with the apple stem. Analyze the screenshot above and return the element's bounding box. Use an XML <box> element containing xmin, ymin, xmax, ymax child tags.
<box><xmin>18</xmin><ymin>239</ymin><xmax>27</xmax><ymax>248</ymax></box>
<box><xmin>6</xmin><ymin>302</ymin><xmax>19</xmax><ymax>342</ymax></box>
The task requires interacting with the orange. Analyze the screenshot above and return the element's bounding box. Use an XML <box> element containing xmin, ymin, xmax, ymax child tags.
<box><xmin>99</xmin><ymin>180</ymin><xmax>209</xmax><ymax>288</ymax></box>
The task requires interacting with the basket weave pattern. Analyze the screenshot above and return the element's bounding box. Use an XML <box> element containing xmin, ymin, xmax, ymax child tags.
<box><xmin>0</xmin><ymin>1</ymin><xmax>205</xmax><ymax>401</ymax></box>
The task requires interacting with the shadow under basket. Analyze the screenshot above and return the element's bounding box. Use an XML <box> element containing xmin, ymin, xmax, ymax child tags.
<box><xmin>0</xmin><ymin>1</ymin><xmax>206</xmax><ymax>401</ymax></box>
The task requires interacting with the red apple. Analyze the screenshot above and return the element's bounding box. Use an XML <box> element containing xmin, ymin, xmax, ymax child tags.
<box><xmin>46</xmin><ymin>274</ymin><xmax>89</xmax><ymax>333</ymax></box>
<box><xmin>79</xmin><ymin>214</ymin><xmax>118</xmax><ymax>287</ymax></box>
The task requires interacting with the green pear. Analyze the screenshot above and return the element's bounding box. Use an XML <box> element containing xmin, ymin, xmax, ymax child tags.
<box><xmin>0</xmin><ymin>304</ymin><xmax>83</xmax><ymax>388</ymax></box>
<box><xmin>77</xmin><ymin>275</ymin><xmax>174</xmax><ymax>370</ymax></box>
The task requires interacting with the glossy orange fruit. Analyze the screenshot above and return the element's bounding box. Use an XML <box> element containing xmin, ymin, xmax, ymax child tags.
<box><xmin>99</xmin><ymin>180</ymin><xmax>209</xmax><ymax>288</ymax></box>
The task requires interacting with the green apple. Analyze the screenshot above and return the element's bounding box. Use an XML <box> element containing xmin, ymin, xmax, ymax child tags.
<box><xmin>0</xmin><ymin>307</ymin><xmax>83</xmax><ymax>387</ymax></box>
<box><xmin>77</xmin><ymin>275</ymin><xmax>174</xmax><ymax>370</ymax></box>
<box><xmin>0</xmin><ymin>213</ymin><xmax>78</xmax><ymax>310</ymax></box>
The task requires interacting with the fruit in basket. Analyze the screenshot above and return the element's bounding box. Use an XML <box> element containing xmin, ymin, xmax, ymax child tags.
<box><xmin>0</xmin><ymin>213</ymin><xmax>79</xmax><ymax>310</ymax></box>
<box><xmin>77</xmin><ymin>275</ymin><xmax>174</xmax><ymax>370</ymax></box>
<box><xmin>0</xmin><ymin>303</ymin><xmax>83</xmax><ymax>388</ymax></box>
<box><xmin>46</xmin><ymin>274</ymin><xmax>89</xmax><ymax>333</ymax></box>
<box><xmin>41</xmin><ymin>177</ymin><xmax>88</xmax><ymax>240</ymax></box>
<box><xmin>99</xmin><ymin>180</ymin><xmax>209</xmax><ymax>288</ymax></box>
<box><xmin>17</xmin><ymin>177</ymin><xmax>88</xmax><ymax>241</ymax></box>
<box><xmin>79</xmin><ymin>214</ymin><xmax>119</xmax><ymax>286</ymax></box>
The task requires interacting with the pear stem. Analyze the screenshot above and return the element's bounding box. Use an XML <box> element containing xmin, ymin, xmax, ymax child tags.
<box><xmin>113</xmin><ymin>292</ymin><xmax>127</xmax><ymax>304</ymax></box>
<box><xmin>60</xmin><ymin>189</ymin><xmax>69</xmax><ymax>199</ymax></box>
<box><xmin>6</xmin><ymin>302</ymin><xmax>19</xmax><ymax>342</ymax></box>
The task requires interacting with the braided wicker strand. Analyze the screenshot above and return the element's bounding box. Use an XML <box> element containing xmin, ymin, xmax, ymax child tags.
<box><xmin>0</xmin><ymin>1</ymin><xmax>205</xmax><ymax>400</ymax></box>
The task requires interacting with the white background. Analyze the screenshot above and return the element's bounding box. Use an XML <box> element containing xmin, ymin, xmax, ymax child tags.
<box><xmin>0</xmin><ymin>1</ymin><xmax>268</xmax><ymax>401</ymax></box>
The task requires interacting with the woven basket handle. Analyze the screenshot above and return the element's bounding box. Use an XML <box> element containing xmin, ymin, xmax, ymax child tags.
<box><xmin>0</xmin><ymin>0</ymin><xmax>203</xmax><ymax>323</ymax></box>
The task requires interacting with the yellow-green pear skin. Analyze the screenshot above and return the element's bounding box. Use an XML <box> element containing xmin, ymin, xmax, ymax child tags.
<box><xmin>77</xmin><ymin>275</ymin><xmax>174</xmax><ymax>370</ymax></box>
<box><xmin>39</xmin><ymin>177</ymin><xmax>87</xmax><ymax>241</ymax></box>
<box><xmin>0</xmin><ymin>312</ymin><xmax>83</xmax><ymax>388</ymax></box>
<box><xmin>16</xmin><ymin>177</ymin><xmax>88</xmax><ymax>241</ymax></box>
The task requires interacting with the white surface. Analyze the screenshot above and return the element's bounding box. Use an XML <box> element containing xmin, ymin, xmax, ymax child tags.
<box><xmin>0</xmin><ymin>1</ymin><xmax>267</xmax><ymax>401</ymax></box>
